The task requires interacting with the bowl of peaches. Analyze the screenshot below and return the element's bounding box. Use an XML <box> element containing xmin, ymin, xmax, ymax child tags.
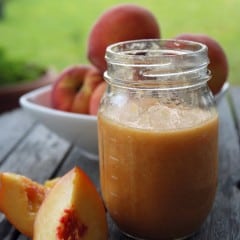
<box><xmin>20</xmin><ymin>4</ymin><xmax>229</xmax><ymax>158</ymax></box>
<box><xmin>20</xmin><ymin>65</ymin><xmax>106</xmax><ymax>157</ymax></box>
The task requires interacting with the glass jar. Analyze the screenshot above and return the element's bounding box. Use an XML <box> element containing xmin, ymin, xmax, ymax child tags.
<box><xmin>98</xmin><ymin>39</ymin><xmax>218</xmax><ymax>240</ymax></box>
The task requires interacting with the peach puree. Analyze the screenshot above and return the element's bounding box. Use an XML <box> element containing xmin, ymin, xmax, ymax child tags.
<box><xmin>98</xmin><ymin>104</ymin><xmax>218</xmax><ymax>239</ymax></box>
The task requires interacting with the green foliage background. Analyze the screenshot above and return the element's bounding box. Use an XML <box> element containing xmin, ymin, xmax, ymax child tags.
<box><xmin>0</xmin><ymin>0</ymin><xmax>239</xmax><ymax>85</ymax></box>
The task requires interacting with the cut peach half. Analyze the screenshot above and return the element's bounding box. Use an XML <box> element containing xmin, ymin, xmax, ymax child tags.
<box><xmin>34</xmin><ymin>167</ymin><xmax>108</xmax><ymax>240</ymax></box>
<box><xmin>44</xmin><ymin>177</ymin><xmax>60</xmax><ymax>189</ymax></box>
<box><xmin>0</xmin><ymin>172</ymin><xmax>47</xmax><ymax>237</ymax></box>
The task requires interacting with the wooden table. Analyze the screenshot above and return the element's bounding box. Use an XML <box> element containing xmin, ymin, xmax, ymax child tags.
<box><xmin>0</xmin><ymin>87</ymin><xmax>240</xmax><ymax>240</ymax></box>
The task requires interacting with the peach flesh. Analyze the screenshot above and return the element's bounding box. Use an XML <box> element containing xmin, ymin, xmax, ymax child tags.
<box><xmin>57</xmin><ymin>207</ymin><xmax>88</xmax><ymax>239</ymax></box>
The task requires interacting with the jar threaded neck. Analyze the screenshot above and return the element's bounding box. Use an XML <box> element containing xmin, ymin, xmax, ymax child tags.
<box><xmin>105</xmin><ymin>39</ymin><xmax>210</xmax><ymax>89</ymax></box>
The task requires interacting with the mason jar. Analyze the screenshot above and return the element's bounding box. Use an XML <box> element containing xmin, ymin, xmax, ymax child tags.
<box><xmin>98</xmin><ymin>39</ymin><xmax>218</xmax><ymax>240</ymax></box>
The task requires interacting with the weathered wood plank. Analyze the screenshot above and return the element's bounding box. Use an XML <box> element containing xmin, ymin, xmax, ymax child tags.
<box><xmin>16</xmin><ymin>235</ymin><xmax>29</xmax><ymax>240</ymax></box>
<box><xmin>0</xmin><ymin>216</ymin><xmax>14</xmax><ymax>239</ymax></box>
<box><xmin>228</xmin><ymin>86</ymin><xmax>240</xmax><ymax>239</ymax></box>
<box><xmin>55</xmin><ymin>146</ymin><xmax>100</xmax><ymax>189</ymax></box>
<box><xmin>0</xmin><ymin>123</ymin><xmax>71</xmax><ymax>182</ymax></box>
<box><xmin>1</xmin><ymin>228</ymin><xmax>19</xmax><ymax>240</ymax></box>
<box><xmin>0</xmin><ymin>110</ymin><xmax>35</xmax><ymax>163</ymax></box>
<box><xmin>192</xmin><ymin>96</ymin><xmax>240</xmax><ymax>240</ymax></box>
<box><xmin>0</xmin><ymin>211</ymin><xmax>19</xmax><ymax>240</ymax></box>
<box><xmin>229</xmin><ymin>86</ymin><xmax>240</xmax><ymax>135</ymax></box>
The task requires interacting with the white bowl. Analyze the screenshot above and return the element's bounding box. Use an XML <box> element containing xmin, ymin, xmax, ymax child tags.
<box><xmin>19</xmin><ymin>85</ymin><xmax>98</xmax><ymax>158</ymax></box>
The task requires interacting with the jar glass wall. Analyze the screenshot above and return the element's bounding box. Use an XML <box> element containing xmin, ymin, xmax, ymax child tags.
<box><xmin>98</xmin><ymin>39</ymin><xmax>218</xmax><ymax>240</ymax></box>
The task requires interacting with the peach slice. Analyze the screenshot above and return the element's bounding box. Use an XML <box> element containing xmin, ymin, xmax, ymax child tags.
<box><xmin>44</xmin><ymin>177</ymin><xmax>60</xmax><ymax>189</ymax></box>
<box><xmin>0</xmin><ymin>172</ymin><xmax>47</xmax><ymax>237</ymax></box>
<box><xmin>34</xmin><ymin>167</ymin><xmax>108</xmax><ymax>240</ymax></box>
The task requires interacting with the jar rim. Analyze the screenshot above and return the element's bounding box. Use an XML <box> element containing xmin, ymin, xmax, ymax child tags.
<box><xmin>104</xmin><ymin>39</ymin><xmax>210</xmax><ymax>89</ymax></box>
<box><xmin>105</xmin><ymin>39</ymin><xmax>208</xmax><ymax>64</ymax></box>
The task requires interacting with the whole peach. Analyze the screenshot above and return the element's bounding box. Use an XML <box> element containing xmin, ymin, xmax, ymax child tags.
<box><xmin>52</xmin><ymin>65</ymin><xmax>104</xmax><ymax>114</ymax></box>
<box><xmin>87</xmin><ymin>4</ymin><xmax>161</xmax><ymax>73</ymax></box>
<box><xmin>175</xmin><ymin>33</ymin><xmax>228</xmax><ymax>95</ymax></box>
<box><xmin>89</xmin><ymin>81</ymin><xmax>107</xmax><ymax>115</ymax></box>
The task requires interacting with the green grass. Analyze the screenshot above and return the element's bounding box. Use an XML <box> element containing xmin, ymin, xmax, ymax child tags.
<box><xmin>0</xmin><ymin>0</ymin><xmax>239</xmax><ymax>85</ymax></box>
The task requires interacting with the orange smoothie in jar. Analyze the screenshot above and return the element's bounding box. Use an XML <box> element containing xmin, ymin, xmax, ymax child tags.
<box><xmin>98</xmin><ymin>103</ymin><xmax>218</xmax><ymax>240</ymax></box>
